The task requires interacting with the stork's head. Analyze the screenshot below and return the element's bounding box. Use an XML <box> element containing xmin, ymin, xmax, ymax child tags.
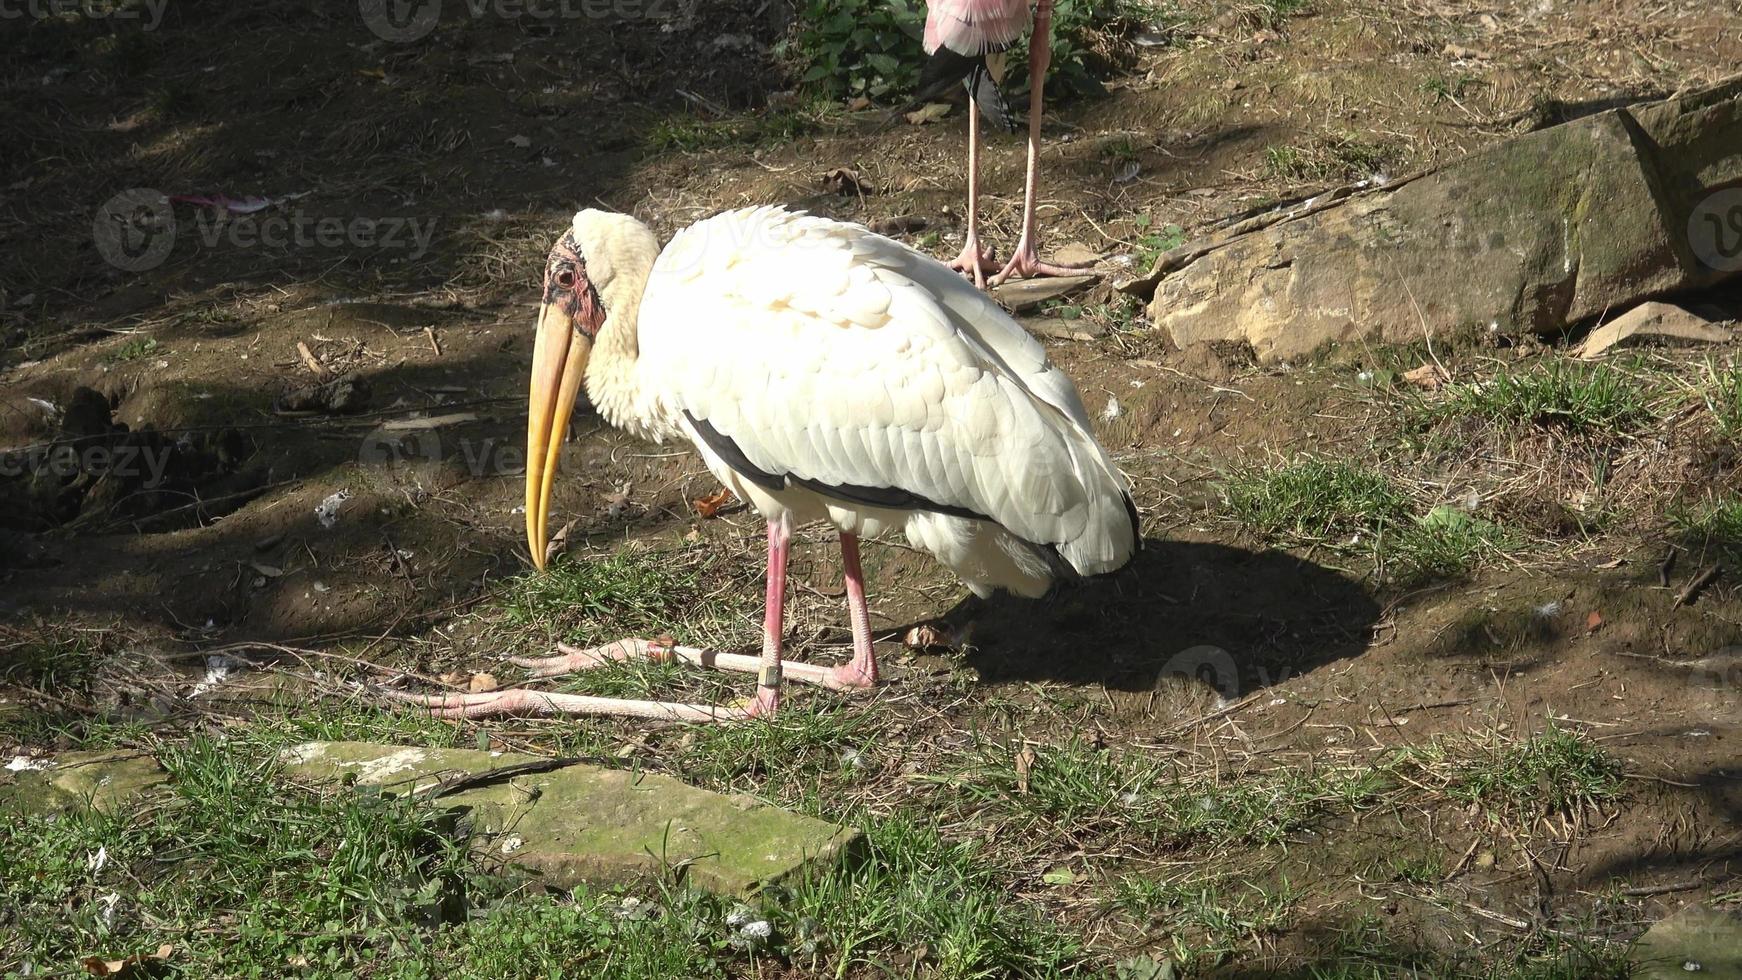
<box><xmin>525</xmin><ymin>210</ymin><xmax>659</xmax><ymax>570</ymax></box>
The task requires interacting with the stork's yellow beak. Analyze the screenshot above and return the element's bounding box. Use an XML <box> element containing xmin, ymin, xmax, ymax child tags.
<box><xmin>525</xmin><ymin>300</ymin><xmax>590</xmax><ymax>571</ymax></box>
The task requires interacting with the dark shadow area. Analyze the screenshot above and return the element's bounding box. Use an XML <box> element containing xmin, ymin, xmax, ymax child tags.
<box><xmin>958</xmin><ymin>537</ymin><xmax>1382</xmax><ymax>697</ymax></box>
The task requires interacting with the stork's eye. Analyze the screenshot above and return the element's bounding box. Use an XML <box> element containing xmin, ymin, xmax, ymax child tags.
<box><xmin>554</xmin><ymin>269</ymin><xmax>576</xmax><ymax>289</ymax></box>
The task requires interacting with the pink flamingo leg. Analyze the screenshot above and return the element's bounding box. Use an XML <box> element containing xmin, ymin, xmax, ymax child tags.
<box><xmin>991</xmin><ymin>0</ymin><xmax>1088</xmax><ymax>286</ymax></box>
<box><xmin>833</xmin><ymin>532</ymin><xmax>879</xmax><ymax>688</ymax></box>
<box><xmin>948</xmin><ymin>100</ymin><xmax>997</xmax><ymax>288</ymax></box>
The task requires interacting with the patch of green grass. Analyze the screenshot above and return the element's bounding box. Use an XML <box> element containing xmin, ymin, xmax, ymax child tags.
<box><xmin>105</xmin><ymin>336</ymin><xmax>160</xmax><ymax>362</ymax></box>
<box><xmin>1388</xmin><ymin>505</ymin><xmax>1514</xmax><ymax>584</ymax></box>
<box><xmin>1222</xmin><ymin>458</ymin><xmax>1411</xmax><ymax>546</ymax></box>
<box><xmin>1113</xmin><ymin>873</ymin><xmax>1297</xmax><ymax>967</ymax></box>
<box><xmin>1245</xmin><ymin>0</ymin><xmax>1311</xmax><ymax>29</ymax></box>
<box><xmin>1264</xmin><ymin>133</ymin><xmax>1398</xmax><ymax>183</ymax></box>
<box><xmin>771</xmin><ymin>813</ymin><xmax>1083</xmax><ymax>978</ymax></box>
<box><xmin>1699</xmin><ymin>357</ymin><xmax>1742</xmax><ymax>438</ymax></box>
<box><xmin>508</xmin><ymin>544</ymin><xmax>757</xmax><ymax>652</ymax></box>
<box><xmin>1132</xmin><ymin>213</ymin><xmax>1186</xmax><ymax>270</ymax></box>
<box><xmin>1422</xmin><ymin>361</ymin><xmax>1654</xmax><ymax>435</ymax></box>
<box><xmin>676</xmin><ymin>702</ymin><xmax>871</xmax><ymax>800</ymax></box>
<box><xmin>2</xmin><ymin>734</ymin><xmax>493</xmax><ymax>976</ymax></box>
<box><xmin>1264</xmin><ymin>144</ymin><xmax>1318</xmax><ymax>181</ymax></box>
<box><xmin>1222</xmin><ymin>459</ymin><xmax>1514</xmax><ymax>583</ymax></box>
<box><xmin>1309</xmin><ymin>916</ymin><xmax>1633</xmax><ymax>979</ymax></box>
<box><xmin>946</xmin><ymin>737</ymin><xmax>1385</xmax><ymax>849</ymax></box>
<box><xmin>1397</xmin><ymin>724</ymin><xmax>1623</xmax><ymax>827</ymax></box>
<box><xmin>0</xmin><ymin>638</ymin><xmax>106</xmax><ymax>696</ymax></box>
<box><xmin>1670</xmin><ymin>496</ymin><xmax>1742</xmax><ymax>565</ymax></box>
<box><xmin>1420</xmin><ymin>73</ymin><xmax>1477</xmax><ymax>103</ymax></box>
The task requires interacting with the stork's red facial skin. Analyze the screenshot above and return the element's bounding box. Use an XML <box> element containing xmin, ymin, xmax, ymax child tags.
<box><xmin>542</xmin><ymin>232</ymin><xmax>606</xmax><ymax>338</ymax></box>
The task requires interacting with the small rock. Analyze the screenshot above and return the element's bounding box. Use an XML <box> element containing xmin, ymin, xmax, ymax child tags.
<box><xmin>1578</xmin><ymin>301</ymin><xmax>1733</xmax><ymax>358</ymax></box>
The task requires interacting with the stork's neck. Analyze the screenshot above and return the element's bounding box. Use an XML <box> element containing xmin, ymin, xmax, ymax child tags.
<box><xmin>582</xmin><ymin>249</ymin><xmax>661</xmax><ymax>441</ymax></box>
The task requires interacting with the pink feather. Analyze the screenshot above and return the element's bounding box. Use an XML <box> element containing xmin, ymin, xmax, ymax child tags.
<box><xmin>923</xmin><ymin>0</ymin><xmax>1031</xmax><ymax>56</ymax></box>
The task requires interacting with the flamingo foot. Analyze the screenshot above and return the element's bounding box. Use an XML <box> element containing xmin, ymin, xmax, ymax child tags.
<box><xmin>990</xmin><ymin>238</ymin><xmax>1090</xmax><ymax>286</ymax></box>
<box><xmin>948</xmin><ymin>236</ymin><xmax>999</xmax><ymax>290</ymax></box>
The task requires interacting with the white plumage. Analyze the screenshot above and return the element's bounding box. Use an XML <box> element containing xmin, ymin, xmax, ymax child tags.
<box><xmin>427</xmin><ymin>204</ymin><xmax>1147</xmax><ymax>721</ymax></box>
<box><xmin>583</xmin><ymin>205</ymin><xmax>1137</xmax><ymax>598</ymax></box>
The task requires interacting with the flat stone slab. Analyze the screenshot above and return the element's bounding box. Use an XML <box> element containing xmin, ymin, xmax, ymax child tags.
<box><xmin>279</xmin><ymin>741</ymin><xmax>857</xmax><ymax>896</ymax></box>
<box><xmin>1633</xmin><ymin>904</ymin><xmax>1742</xmax><ymax>979</ymax></box>
<box><xmin>0</xmin><ymin>751</ymin><xmax>170</xmax><ymax>815</ymax></box>
<box><xmin>992</xmin><ymin>274</ymin><xmax>1099</xmax><ymax>314</ymax></box>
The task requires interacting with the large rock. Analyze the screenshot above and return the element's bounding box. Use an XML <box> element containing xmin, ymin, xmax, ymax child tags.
<box><xmin>0</xmin><ymin>751</ymin><xmax>171</xmax><ymax>815</ymax></box>
<box><xmin>1632</xmin><ymin>903</ymin><xmax>1742</xmax><ymax>978</ymax></box>
<box><xmin>279</xmin><ymin>741</ymin><xmax>857</xmax><ymax>895</ymax></box>
<box><xmin>1133</xmin><ymin>75</ymin><xmax>1742</xmax><ymax>361</ymax></box>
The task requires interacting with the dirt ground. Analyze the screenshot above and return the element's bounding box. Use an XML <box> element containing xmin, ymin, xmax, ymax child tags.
<box><xmin>4</xmin><ymin>0</ymin><xmax>1742</xmax><ymax>974</ymax></box>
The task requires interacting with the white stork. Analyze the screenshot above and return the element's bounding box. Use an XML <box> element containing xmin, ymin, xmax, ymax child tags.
<box><xmin>407</xmin><ymin>206</ymin><xmax>1138</xmax><ymax>721</ymax></box>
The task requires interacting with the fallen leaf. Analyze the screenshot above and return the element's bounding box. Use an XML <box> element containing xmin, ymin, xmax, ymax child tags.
<box><xmin>1041</xmin><ymin>866</ymin><xmax>1076</xmax><ymax>886</ymax></box>
<box><xmin>1402</xmin><ymin>363</ymin><xmax>1448</xmax><ymax>389</ymax></box>
<box><xmin>468</xmin><ymin>672</ymin><xmax>499</xmax><ymax>693</ymax></box>
<box><xmin>693</xmin><ymin>487</ymin><xmax>733</xmax><ymax>518</ymax></box>
<box><xmin>1014</xmin><ymin>746</ymin><xmax>1036</xmax><ymax>795</ymax></box>
<box><xmin>81</xmin><ymin>944</ymin><xmax>172</xmax><ymax>977</ymax></box>
<box><xmin>846</xmin><ymin>96</ymin><xmax>873</xmax><ymax>111</ymax></box>
<box><xmin>1595</xmin><ymin>556</ymin><xmax>1626</xmax><ymax>569</ymax></box>
<box><xmin>249</xmin><ymin>562</ymin><xmax>283</xmax><ymax>578</ymax></box>
<box><xmin>905</xmin><ymin>102</ymin><xmax>952</xmax><ymax>125</ymax></box>
<box><xmin>507</xmin><ymin>134</ymin><xmax>532</xmax><ymax>148</ymax></box>
<box><xmin>545</xmin><ymin>516</ymin><xmax>578</xmax><ymax>563</ymax></box>
<box><xmin>821</xmin><ymin>166</ymin><xmax>873</xmax><ymax>196</ymax></box>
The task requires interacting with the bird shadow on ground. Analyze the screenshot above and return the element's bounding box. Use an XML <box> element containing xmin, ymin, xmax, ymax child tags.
<box><xmin>952</xmin><ymin>537</ymin><xmax>1382</xmax><ymax>698</ymax></box>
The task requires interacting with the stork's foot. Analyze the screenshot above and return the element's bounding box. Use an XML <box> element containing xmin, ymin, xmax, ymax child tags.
<box><xmin>948</xmin><ymin>236</ymin><xmax>999</xmax><ymax>290</ymax></box>
<box><xmin>383</xmin><ymin>686</ymin><xmax>749</xmax><ymax>722</ymax></box>
<box><xmin>384</xmin><ymin>636</ymin><xmax>882</xmax><ymax>722</ymax></box>
<box><xmin>989</xmin><ymin>238</ymin><xmax>1090</xmax><ymax>286</ymax></box>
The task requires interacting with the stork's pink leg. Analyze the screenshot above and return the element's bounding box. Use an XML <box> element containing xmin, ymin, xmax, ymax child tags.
<box><xmin>832</xmin><ymin>532</ymin><xmax>879</xmax><ymax>688</ymax></box>
<box><xmin>746</xmin><ymin>514</ymin><xmax>791</xmax><ymax>717</ymax></box>
<box><xmin>991</xmin><ymin>0</ymin><xmax>1088</xmax><ymax>286</ymax></box>
<box><xmin>387</xmin><ymin>517</ymin><xmax>889</xmax><ymax>723</ymax></box>
<box><xmin>949</xmin><ymin>97</ymin><xmax>998</xmax><ymax>288</ymax></box>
